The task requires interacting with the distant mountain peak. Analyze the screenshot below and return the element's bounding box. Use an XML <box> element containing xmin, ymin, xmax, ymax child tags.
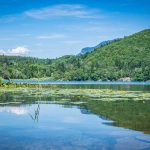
<box><xmin>78</xmin><ymin>39</ymin><xmax>120</xmax><ymax>55</ymax></box>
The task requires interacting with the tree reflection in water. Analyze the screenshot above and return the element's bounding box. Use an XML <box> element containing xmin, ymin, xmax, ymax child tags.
<box><xmin>29</xmin><ymin>73</ymin><xmax>41</xmax><ymax>122</ymax></box>
<box><xmin>29</xmin><ymin>104</ymin><xmax>40</xmax><ymax>122</ymax></box>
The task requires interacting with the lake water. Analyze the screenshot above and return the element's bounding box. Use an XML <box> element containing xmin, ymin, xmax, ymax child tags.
<box><xmin>5</xmin><ymin>79</ymin><xmax>150</xmax><ymax>85</ymax></box>
<box><xmin>0</xmin><ymin>83</ymin><xmax>150</xmax><ymax>150</ymax></box>
<box><xmin>4</xmin><ymin>79</ymin><xmax>150</xmax><ymax>91</ymax></box>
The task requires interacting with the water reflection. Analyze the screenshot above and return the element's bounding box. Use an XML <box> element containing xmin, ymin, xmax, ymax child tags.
<box><xmin>0</xmin><ymin>89</ymin><xmax>150</xmax><ymax>149</ymax></box>
<box><xmin>0</xmin><ymin>90</ymin><xmax>150</xmax><ymax>133</ymax></box>
<box><xmin>0</xmin><ymin>103</ymin><xmax>150</xmax><ymax>150</ymax></box>
<box><xmin>29</xmin><ymin>104</ymin><xmax>40</xmax><ymax>122</ymax></box>
<box><xmin>82</xmin><ymin>100</ymin><xmax>150</xmax><ymax>134</ymax></box>
<box><xmin>0</xmin><ymin>106</ymin><xmax>27</xmax><ymax>115</ymax></box>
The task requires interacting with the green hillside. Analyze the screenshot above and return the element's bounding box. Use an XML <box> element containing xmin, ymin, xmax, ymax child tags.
<box><xmin>80</xmin><ymin>29</ymin><xmax>150</xmax><ymax>81</ymax></box>
<box><xmin>0</xmin><ymin>29</ymin><xmax>150</xmax><ymax>81</ymax></box>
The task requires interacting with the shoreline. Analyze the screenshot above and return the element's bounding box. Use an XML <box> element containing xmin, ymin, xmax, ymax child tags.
<box><xmin>2</xmin><ymin>80</ymin><xmax>150</xmax><ymax>85</ymax></box>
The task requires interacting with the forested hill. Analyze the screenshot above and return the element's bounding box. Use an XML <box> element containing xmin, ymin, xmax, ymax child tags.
<box><xmin>0</xmin><ymin>29</ymin><xmax>150</xmax><ymax>81</ymax></box>
<box><xmin>80</xmin><ymin>29</ymin><xmax>150</xmax><ymax>81</ymax></box>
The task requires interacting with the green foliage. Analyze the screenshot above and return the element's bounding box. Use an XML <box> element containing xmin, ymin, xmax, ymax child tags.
<box><xmin>0</xmin><ymin>77</ymin><xmax>3</xmax><ymax>85</ymax></box>
<box><xmin>0</xmin><ymin>29</ymin><xmax>150</xmax><ymax>81</ymax></box>
<box><xmin>81</xmin><ymin>29</ymin><xmax>150</xmax><ymax>81</ymax></box>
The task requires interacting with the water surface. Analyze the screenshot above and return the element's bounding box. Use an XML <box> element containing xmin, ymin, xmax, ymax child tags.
<box><xmin>4</xmin><ymin>80</ymin><xmax>150</xmax><ymax>91</ymax></box>
<box><xmin>0</xmin><ymin>85</ymin><xmax>150</xmax><ymax>150</ymax></box>
<box><xmin>0</xmin><ymin>102</ymin><xmax>150</xmax><ymax>150</ymax></box>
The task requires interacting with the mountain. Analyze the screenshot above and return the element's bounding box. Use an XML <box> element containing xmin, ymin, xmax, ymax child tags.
<box><xmin>0</xmin><ymin>29</ymin><xmax>150</xmax><ymax>81</ymax></box>
<box><xmin>79</xmin><ymin>39</ymin><xmax>120</xmax><ymax>55</ymax></box>
<box><xmin>79</xmin><ymin>29</ymin><xmax>150</xmax><ymax>81</ymax></box>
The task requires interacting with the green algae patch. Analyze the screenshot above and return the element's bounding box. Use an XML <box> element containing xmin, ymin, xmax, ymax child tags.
<box><xmin>0</xmin><ymin>88</ymin><xmax>150</xmax><ymax>102</ymax></box>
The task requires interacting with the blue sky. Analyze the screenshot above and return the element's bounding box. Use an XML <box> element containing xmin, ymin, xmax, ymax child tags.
<box><xmin>0</xmin><ymin>0</ymin><xmax>150</xmax><ymax>58</ymax></box>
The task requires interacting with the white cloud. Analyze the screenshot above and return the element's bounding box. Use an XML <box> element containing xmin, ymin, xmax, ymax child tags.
<box><xmin>24</xmin><ymin>4</ymin><xmax>100</xmax><ymax>19</ymax></box>
<box><xmin>0</xmin><ymin>46</ymin><xmax>30</xmax><ymax>56</ymax></box>
<box><xmin>37</xmin><ymin>34</ymin><xmax>67</xmax><ymax>39</ymax></box>
<box><xmin>0</xmin><ymin>49</ymin><xmax>5</xmax><ymax>54</ymax></box>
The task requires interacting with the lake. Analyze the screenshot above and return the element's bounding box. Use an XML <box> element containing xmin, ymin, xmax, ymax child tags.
<box><xmin>4</xmin><ymin>79</ymin><xmax>150</xmax><ymax>91</ymax></box>
<box><xmin>0</xmin><ymin>83</ymin><xmax>150</xmax><ymax>150</ymax></box>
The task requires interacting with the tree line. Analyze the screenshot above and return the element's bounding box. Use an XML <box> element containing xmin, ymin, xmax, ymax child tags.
<box><xmin>0</xmin><ymin>29</ymin><xmax>150</xmax><ymax>81</ymax></box>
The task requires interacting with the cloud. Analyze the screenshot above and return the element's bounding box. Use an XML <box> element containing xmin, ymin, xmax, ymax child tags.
<box><xmin>0</xmin><ymin>46</ymin><xmax>30</xmax><ymax>56</ymax></box>
<box><xmin>36</xmin><ymin>34</ymin><xmax>67</xmax><ymax>39</ymax></box>
<box><xmin>24</xmin><ymin>4</ymin><xmax>100</xmax><ymax>19</ymax></box>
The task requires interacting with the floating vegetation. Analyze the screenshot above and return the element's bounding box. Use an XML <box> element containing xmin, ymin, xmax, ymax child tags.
<box><xmin>0</xmin><ymin>88</ymin><xmax>150</xmax><ymax>102</ymax></box>
<box><xmin>70</xmin><ymin>101</ymin><xmax>87</xmax><ymax>105</ymax></box>
<box><xmin>0</xmin><ymin>101</ymin><xmax>22</xmax><ymax>105</ymax></box>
